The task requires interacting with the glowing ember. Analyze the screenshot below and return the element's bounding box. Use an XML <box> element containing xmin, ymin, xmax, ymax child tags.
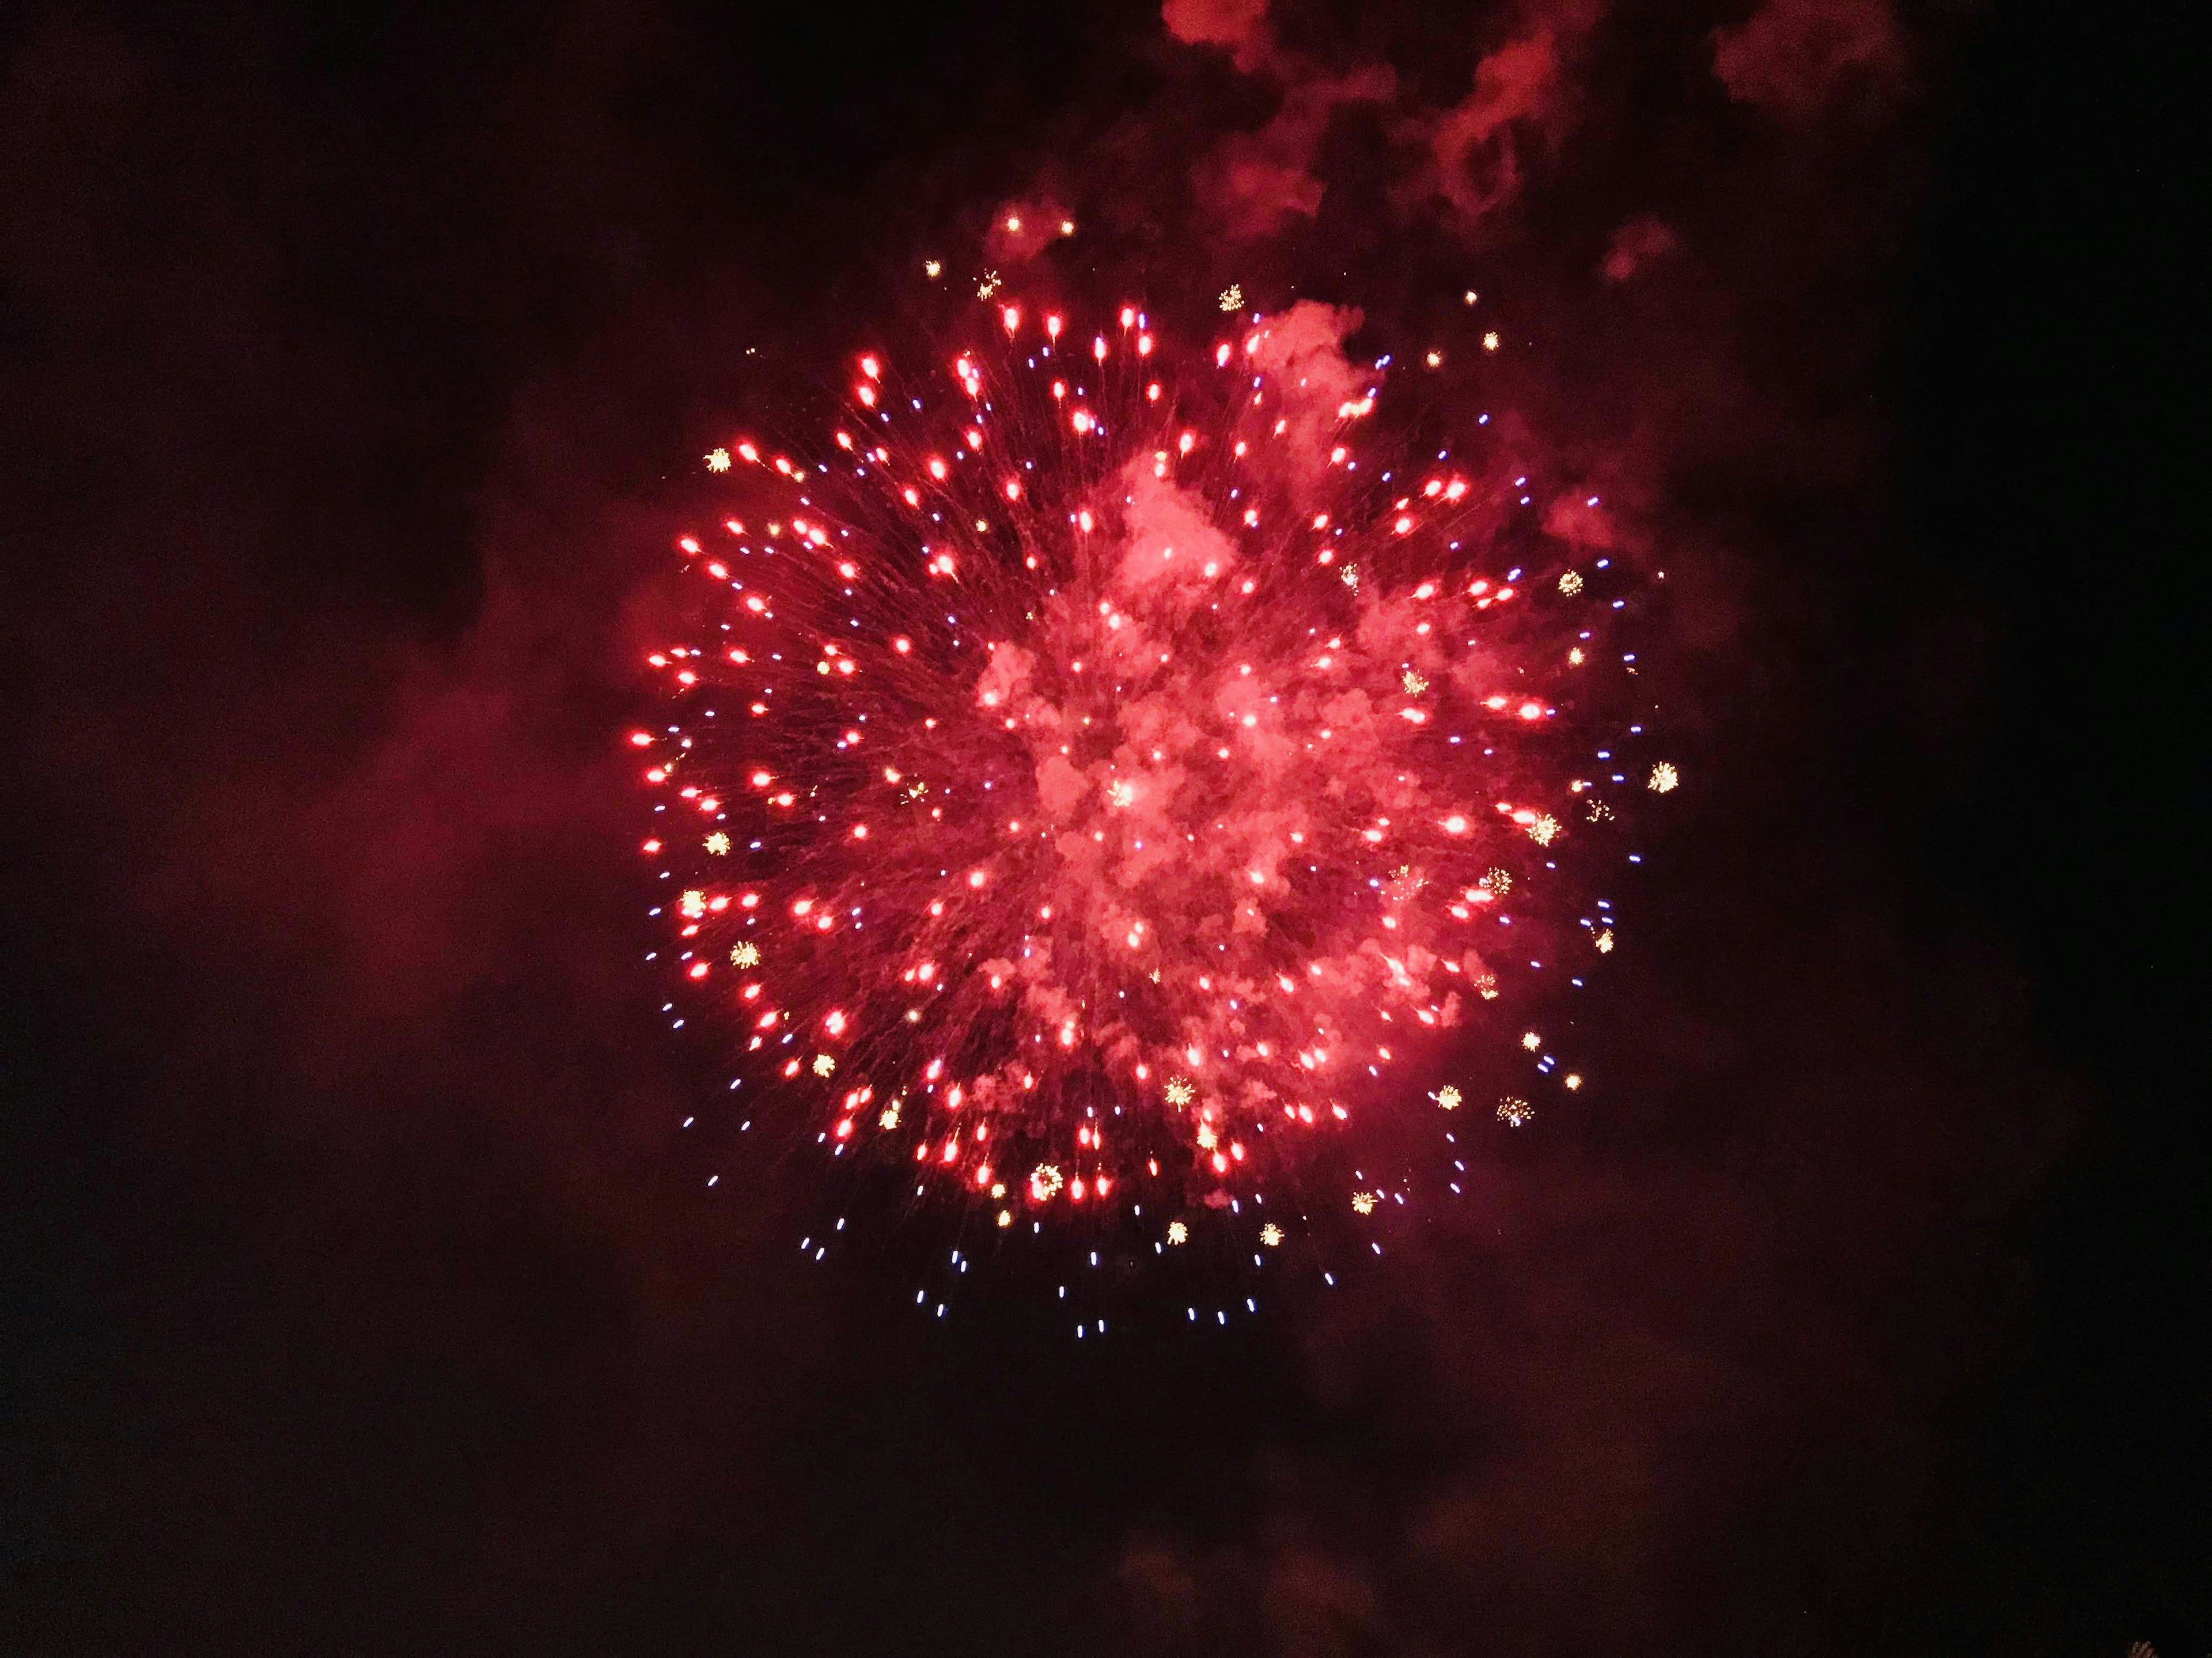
<box><xmin>639</xmin><ymin>283</ymin><xmax>1666</xmax><ymax>1275</ymax></box>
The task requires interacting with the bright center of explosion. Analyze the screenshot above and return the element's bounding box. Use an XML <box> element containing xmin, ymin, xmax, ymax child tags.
<box><xmin>640</xmin><ymin>296</ymin><xmax>1661</xmax><ymax>1256</ymax></box>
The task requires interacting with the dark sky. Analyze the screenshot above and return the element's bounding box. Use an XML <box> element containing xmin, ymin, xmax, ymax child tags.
<box><xmin>1</xmin><ymin>1</ymin><xmax>2199</xmax><ymax>1653</ymax></box>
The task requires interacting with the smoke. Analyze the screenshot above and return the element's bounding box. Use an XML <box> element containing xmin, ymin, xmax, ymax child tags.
<box><xmin>1399</xmin><ymin>1</ymin><xmax>1605</xmax><ymax>227</ymax></box>
<box><xmin>1192</xmin><ymin>64</ymin><xmax>1397</xmax><ymax>239</ymax></box>
<box><xmin>1601</xmin><ymin>214</ymin><xmax>1680</xmax><ymax>283</ymax></box>
<box><xmin>1162</xmin><ymin>0</ymin><xmax>1275</xmax><ymax>71</ymax></box>
<box><xmin>1713</xmin><ymin>0</ymin><xmax>1909</xmax><ymax>117</ymax></box>
<box><xmin>1164</xmin><ymin>0</ymin><xmax>1608</xmax><ymax>240</ymax></box>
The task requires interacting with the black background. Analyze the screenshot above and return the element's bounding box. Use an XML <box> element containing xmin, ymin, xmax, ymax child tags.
<box><xmin>2</xmin><ymin>1</ymin><xmax>2199</xmax><ymax>1652</ymax></box>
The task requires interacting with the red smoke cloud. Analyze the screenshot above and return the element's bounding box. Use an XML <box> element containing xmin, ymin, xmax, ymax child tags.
<box><xmin>1601</xmin><ymin>214</ymin><xmax>1680</xmax><ymax>283</ymax></box>
<box><xmin>1162</xmin><ymin>0</ymin><xmax>1274</xmax><ymax>71</ymax></box>
<box><xmin>1194</xmin><ymin>65</ymin><xmax>1396</xmax><ymax>239</ymax></box>
<box><xmin>1713</xmin><ymin>0</ymin><xmax>1908</xmax><ymax>116</ymax></box>
<box><xmin>1165</xmin><ymin>0</ymin><xmax>1607</xmax><ymax>238</ymax></box>
<box><xmin>1400</xmin><ymin>2</ymin><xmax>1603</xmax><ymax>226</ymax></box>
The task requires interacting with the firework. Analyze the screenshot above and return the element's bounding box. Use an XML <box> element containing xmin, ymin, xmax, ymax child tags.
<box><xmin>635</xmin><ymin>281</ymin><xmax>1665</xmax><ymax>1298</ymax></box>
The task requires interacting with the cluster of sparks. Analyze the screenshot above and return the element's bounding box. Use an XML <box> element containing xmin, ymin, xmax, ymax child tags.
<box><xmin>638</xmin><ymin>279</ymin><xmax>1672</xmax><ymax>1318</ymax></box>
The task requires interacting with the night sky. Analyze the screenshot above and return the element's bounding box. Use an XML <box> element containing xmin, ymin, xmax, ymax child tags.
<box><xmin>2</xmin><ymin>1</ymin><xmax>2200</xmax><ymax>1653</ymax></box>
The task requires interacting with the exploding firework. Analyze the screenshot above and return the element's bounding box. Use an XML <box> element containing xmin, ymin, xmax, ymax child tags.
<box><xmin>635</xmin><ymin>281</ymin><xmax>1670</xmax><ymax>1314</ymax></box>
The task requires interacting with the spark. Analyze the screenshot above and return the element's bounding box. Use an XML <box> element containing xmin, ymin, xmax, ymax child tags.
<box><xmin>1649</xmin><ymin>762</ymin><xmax>1679</xmax><ymax>793</ymax></box>
<box><xmin>1218</xmin><ymin>284</ymin><xmax>1244</xmax><ymax>313</ymax></box>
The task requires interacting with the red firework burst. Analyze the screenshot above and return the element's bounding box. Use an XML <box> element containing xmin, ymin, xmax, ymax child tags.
<box><xmin>637</xmin><ymin>285</ymin><xmax>1668</xmax><ymax>1288</ymax></box>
